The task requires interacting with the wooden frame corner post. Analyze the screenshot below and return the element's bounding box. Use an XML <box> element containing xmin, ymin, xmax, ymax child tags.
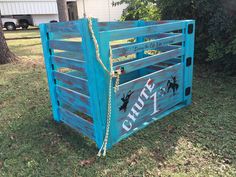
<box><xmin>183</xmin><ymin>20</ymin><xmax>195</xmax><ymax>105</ymax></box>
<box><xmin>39</xmin><ymin>24</ymin><xmax>60</xmax><ymax>122</ymax></box>
<box><xmin>81</xmin><ymin>18</ymin><xmax>108</xmax><ymax>149</ymax></box>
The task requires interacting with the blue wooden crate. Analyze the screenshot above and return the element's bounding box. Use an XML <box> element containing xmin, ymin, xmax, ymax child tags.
<box><xmin>40</xmin><ymin>18</ymin><xmax>195</xmax><ymax>151</ymax></box>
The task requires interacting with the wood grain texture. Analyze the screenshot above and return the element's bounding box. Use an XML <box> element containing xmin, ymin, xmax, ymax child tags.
<box><xmin>56</xmin><ymin>85</ymin><xmax>91</xmax><ymax>115</ymax></box>
<box><xmin>51</xmin><ymin>32</ymin><xmax>81</xmax><ymax>40</ymax></box>
<box><xmin>59</xmin><ymin>107</ymin><xmax>95</xmax><ymax>140</ymax></box>
<box><xmin>99</xmin><ymin>21</ymin><xmax>138</xmax><ymax>31</ymax></box>
<box><xmin>51</xmin><ymin>56</ymin><xmax>85</xmax><ymax>72</ymax></box>
<box><xmin>100</xmin><ymin>21</ymin><xmax>185</xmax><ymax>41</ymax></box>
<box><xmin>112</xmin><ymin>34</ymin><xmax>183</xmax><ymax>58</ymax></box>
<box><xmin>53</xmin><ymin>71</ymin><xmax>89</xmax><ymax>94</ymax></box>
<box><xmin>46</xmin><ymin>20</ymin><xmax>83</xmax><ymax>33</ymax></box>
<box><xmin>54</xmin><ymin>51</ymin><xmax>84</xmax><ymax>60</ymax></box>
<box><xmin>145</xmin><ymin>33</ymin><xmax>182</xmax><ymax>40</ymax></box>
<box><xmin>49</xmin><ymin>40</ymin><xmax>82</xmax><ymax>52</ymax></box>
<box><xmin>114</xmin><ymin>48</ymin><xmax>183</xmax><ymax>74</ymax></box>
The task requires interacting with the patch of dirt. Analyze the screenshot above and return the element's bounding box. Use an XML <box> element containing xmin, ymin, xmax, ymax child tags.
<box><xmin>79</xmin><ymin>157</ymin><xmax>96</xmax><ymax>167</ymax></box>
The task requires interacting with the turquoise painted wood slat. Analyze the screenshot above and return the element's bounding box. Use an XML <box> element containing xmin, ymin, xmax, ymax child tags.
<box><xmin>112</xmin><ymin>34</ymin><xmax>184</xmax><ymax>58</ymax></box>
<box><xmin>58</xmin><ymin>94</ymin><xmax>91</xmax><ymax>117</ymax></box>
<box><xmin>114</xmin><ymin>48</ymin><xmax>183</xmax><ymax>74</ymax></box>
<box><xmin>65</xmin><ymin>70</ymin><xmax>87</xmax><ymax>80</ymax></box>
<box><xmin>51</xmin><ymin>32</ymin><xmax>81</xmax><ymax>40</ymax></box>
<box><xmin>99</xmin><ymin>21</ymin><xmax>138</xmax><ymax>31</ymax></box>
<box><xmin>100</xmin><ymin>21</ymin><xmax>185</xmax><ymax>41</ymax></box>
<box><xmin>49</xmin><ymin>40</ymin><xmax>82</xmax><ymax>52</ymax></box>
<box><xmin>145</xmin><ymin>33</ymin><xmax>182</xmax><ymax>40</ymax></box>
<box><xmin>46</xmin><ymin>20</ymin><xmax>83</xmax><ymax>33</ymax></box>
<box><xmin>39</xmin><ymin>24</ymin><xmax>60</xmax><ymax>122</ymax></box>
<box><xmin>54</xmin><ymin>51</ymin><xmax>84</xmax><ymax>60</ymax></box>
<box><xmin>59</xmin><ymin>107</ymin><xmax>94</xmax><ymax>140</ymax></box>
<box><xmin>111</xmin><ymin>42</ymin><xmax>136</xmax><ymax>49</ymax></box>
<box><xmin>51</xmin><ymin>56</ymin><xmax>85</xmax><ymax>71</ymax></box>
<box><xmin>53</xmin><ymin>71</ymin><xmax>88</xmax><ymax>93</ymax></box>
<box><xmin>155</xmin><ymin>45</ymin><xmax>181</xmax><ymax>52</ymax></box>
<box><xmin>56</xmin><ymin>85</ymin><xmax>91</xmax><ymax>115</ymax></box>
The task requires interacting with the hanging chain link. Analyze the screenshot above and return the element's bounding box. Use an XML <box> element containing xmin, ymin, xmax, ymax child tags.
<box><xmin>88</xmin><ymin>18</ymin><xmax>120</xmax><ymax>156</ymax></box>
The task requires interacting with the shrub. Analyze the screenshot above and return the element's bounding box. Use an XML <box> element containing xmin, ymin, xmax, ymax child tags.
<box><xmin>113</xmin><ymin>0</ymin><xmax>161</xmax><ymax>21</ymax></box>
<box><xmin>115</xmin><ymin>0</ymin><xmax>236</xmax><ymax>74</ymax></box>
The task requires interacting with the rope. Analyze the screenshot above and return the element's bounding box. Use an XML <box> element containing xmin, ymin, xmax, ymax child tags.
<box><xmin>88</xmin><ymin>18</ymin><xmax>120</xmax><ymax>156</ymax></box>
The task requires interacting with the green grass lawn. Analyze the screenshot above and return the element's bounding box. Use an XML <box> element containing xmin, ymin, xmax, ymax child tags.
<box><xmin>0</xmin><ymin>30</ymin><xmax>236</xmax><ymax>177</ymax></box>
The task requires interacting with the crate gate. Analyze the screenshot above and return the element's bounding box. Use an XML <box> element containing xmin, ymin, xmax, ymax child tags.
<box><xmin>40</xmin><ymin>18</ymin><xmax>195</xmax><ymax>152</ymax></box>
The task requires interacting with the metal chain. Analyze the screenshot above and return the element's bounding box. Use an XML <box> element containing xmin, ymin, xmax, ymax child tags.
<box><xmin>88</xmin><ymin>18</ymin><xmax>120</xmax><ymax>156</ymax></box>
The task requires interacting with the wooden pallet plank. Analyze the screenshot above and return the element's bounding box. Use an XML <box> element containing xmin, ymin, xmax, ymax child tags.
<box><xmin>51</xmin><ymin>56</ymin><xmax>85</xmax><ymax>72</ymax></box>
<box><xmin>117</xmin><ymin>63</ymin><xmax>182</xmax><ymax>95</ymax></box>
<box><xmin>145</xmin><ymin>33</ymin><xmax>182</xmax><ymax>40</ymax></box>
<box><xmin>49</xmin><ymin>40</ymin><xmax>82</xmax><ymax>52</ymax></box>
<box><xmin>46</xmin><ymin>20</ymin><xmax>83</xmax><ymax>33</ymax></box>
<box><xmin>59</xmin><ymin>107</ymin><xmax>94</xmax><ymax>140</ymax></box>
<box><xmin>114</xmin><ymin>48</ymin><xmax>183</xmax><ymax>74</ymax></box>
<box><xmin>112</xmin><ymin>34</ymin><xmax>183</xmax><ymax>58</ymax></box>
<box><xmin>56</xmin><ymin>85</ymin><xmax>91</xmax><ymax>115</ymax></box>
<box><xmin>51</xmin><ymin>32</ymin><xmax>81</xmax><ymax>39</ymax></box>
<box><xmin>100</xmin><ymin>21</ymin><xmax>185</xmax><ymax>41</ymax></box>
<box><xmin>53</xmin><ymin>71</ymin><xmax>88</xmax><ymax>92</ymax></box>
<box><xmin>99</xmin><ymin>21</ymin><xmax>138</xmax><ymax>31</ymax></box>
<box><xmin>54</xmin><ymin>51</ymin><xmax>84</xmax><ymax>60</ymax></box>
<box><xmin>111</xmin><ymin>42</ymin><xmax>136</xmax><ymax>49</ymax></box>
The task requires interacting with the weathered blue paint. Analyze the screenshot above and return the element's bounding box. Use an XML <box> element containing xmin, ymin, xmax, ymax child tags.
<box><xmin>100</xmin><ymin>21</ymin><xmax>186</xmax><ymax>41</ymax></box>
<box><xmin>99</xmin><ymin>21</ymin><xmax>137</xmax><ymax>31</ymax></box>
<box><xmin>39</xmin><ymin>24</ymin><xmax>60</xmax><ymax>122</ymax></box>
<box><xmin>112</xmin><ymin>34</ymin><xmax>184</xmax><ymax>58</ymax></box>
<box><xmin>51</xmin><ymin>32</ymin><xmax>81</xmax><ymax>40</ymax></box>
<box><xmin>40</xmin><ymin>18</ymin><xmax>195</xmax><ymax>151</ymax></box>
<box><xmin>115</xmin><ymin>48</ymin><xmax>183</xmax><ymax>74</ymax></box>
<box><xmin>54</xmin><ymin>51</ymin><xmax>84</xmax><ymax>60</ymax></box>
<box><xmin>49</xmin><ymin>40</ymin><xmax>83</xmax><ymax>52</ymax></box>
<box><xmin>51</xmin><ymin>56</ymin><xmax>85</xmax><ymax>71</ymax></box>
<box><xmin>53</xmin><ymin>71</ymin><xmax>88</xmax><ymax>93</ymax></box>
<box><xmin>59</xmin><ymin>107</ymin><xmax>95</xmax><ymax>140</ymax></box>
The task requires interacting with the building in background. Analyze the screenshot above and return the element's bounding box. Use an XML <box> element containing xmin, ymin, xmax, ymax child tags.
<box><xmin>0</xmin><ymin>0</ymin><xmax>126</xmax><ymax>27</ymax></box>
<box><xmin>77</xmin><ymin>0</ymin><xmax>127</xmax><ymax>21</ymax></box>
<box><xmin>0</xmin><ymin>0</ymin><xmax>59</xmax><ymax>26</ymax></box>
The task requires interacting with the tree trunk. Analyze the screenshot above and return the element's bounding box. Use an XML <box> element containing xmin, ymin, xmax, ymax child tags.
<box><xmin>56</xmin><ymin>0</ymin><xmax>69</xmax><ymax>22</ymax></box>
<box><xmin>0</xmin><ymin>13</ymin><xmax>17</xmax><ymax>65</ymax></box>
